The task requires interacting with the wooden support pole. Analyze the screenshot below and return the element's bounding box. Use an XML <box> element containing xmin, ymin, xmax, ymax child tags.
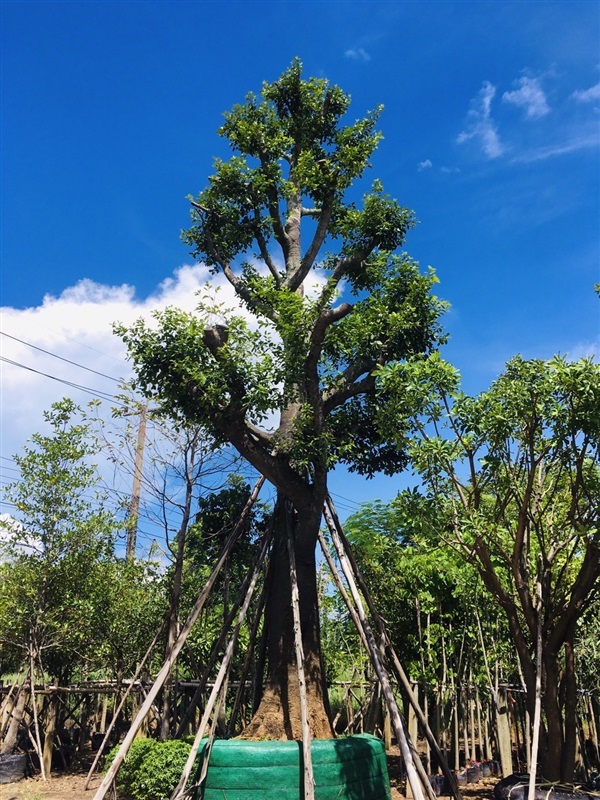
<box><xmin>227</xmin><ymin>582</ymin><xmax>267</xmax><ymax>735</ymax></box>
<box><xmin>528</xmin><ymin>563</ymin><xmax>543</xmax><ymax>800</ymax></box>
<box><xmin>324</xmin><ymin>504</ymin><xmax>425</xmax><ymax>800</ymax></box>
<box><xmin>170</xmin><ymin>517</ymin><xmax>271</xmax><ymax>800</ymax></box>
<box><xmin>176</xmin><ymin>511</ymin><xmax>273</xmax><ymax>737</ymax></box>
<box><xmin>324</xmin><ymin>496</ymin><xmax>463</xmax><ymax>800</ymax></box>
<box><xmin>93</xmin><ymin>476</ymin><xmax>265</xmax><ymax>800</ymax></box>
<box><xmin>29</xmin><ymin>654</ymin><xmax>47</xmax><ymax>781</ymax></box>
<box><xmin>286</xmin><ymin>503</ymin><xmax>315</xmax><ymax>800</ymax></box>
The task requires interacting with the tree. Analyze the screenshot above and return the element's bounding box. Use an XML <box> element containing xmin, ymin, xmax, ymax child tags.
<box><xmin>118</xmin><ymin>60</ymin><xmax>447</xmax><ymax>738</ymax></box>
<box><xmin>0</xmin><ymin>399</ymin><xmax>116</xmax><ymax>757</ymax></box>
<box><xmin>377</xmin><ymin>353</ymin><xmax>600</xmax><ymax>780</ymax></box>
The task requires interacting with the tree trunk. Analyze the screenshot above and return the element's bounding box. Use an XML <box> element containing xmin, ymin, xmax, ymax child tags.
<box><xmin>43</xmin><ymin>692</ymin><xmax>59</xmax><ymax>777</ymax></box>
<box><xmin>241</xmin><ymin>496</ymin><xmax>332</xmax><ymax>740</ymax></box>
<box><xmin>561</xmin><ymin>630</ymin><xmax>578</xmax><ymax>781</ymax></box>
<box><xmin>541</xmin><ymin>647</ymin><xmax>564</xmax><ymax>781</ymax></box>
<box><xmin>496</xmin><ymin>687</ymin><xmax>513</xmax><ymax>777</ymax></box>
<box><xmin>0</xmin><ymin>683</ymin><xmax>27</xmax><ymax>755</ymax></box>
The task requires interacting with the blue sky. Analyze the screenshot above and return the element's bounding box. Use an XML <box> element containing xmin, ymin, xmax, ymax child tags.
<box><xmin>1</xmin><ymin>0</ymin><xmax>599</xmax><ymax>531</ymax></box>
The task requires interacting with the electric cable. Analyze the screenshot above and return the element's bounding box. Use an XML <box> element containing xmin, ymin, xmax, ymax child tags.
<box><xmin>1</xmin><ymin>331</ymin><xmax>121</xmax><ymax>382</ymax></box>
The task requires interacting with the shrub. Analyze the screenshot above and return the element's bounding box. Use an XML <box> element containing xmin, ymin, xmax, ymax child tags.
<box><xmin>105</xmin><ymin>738</ymin><xmax>193</xmax><ymax>800</ymax></box>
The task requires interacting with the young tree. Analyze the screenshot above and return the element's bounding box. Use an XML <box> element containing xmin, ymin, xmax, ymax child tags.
<box><xmin>0</xmin><ymin>399</ymin><xmax>116</xmax><ymax>757</ymax></box>
<box><xmin>118</xmin><ymin>60</ymin><xmax>447</xmax><ymax>738</ymax></box>
<box><xmin>378</xmin><ymin>354</ymin><xmax>600</xmax><ymax>780</ymax></box>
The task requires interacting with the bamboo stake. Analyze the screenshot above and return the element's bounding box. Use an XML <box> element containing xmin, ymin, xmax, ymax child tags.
<box><xmin>324</xmin><ymin>497</ymin><xmax>463</xmax><ymax>800</ymax></box>
<box><xmin>227</xmin><ymin>582</ymin><xmax>267</xmax><ymax>735</ymax></box>
<box><xmin>0</xmin><ymin>666</ymin><xmax>25</xmax><ymax>736</ymax></box>
<box><xmin>317</xmin><ymin>530</ymin><xmax>370</xmax><ymax>653</ymax></box>
<box><xmin>528</xmin><ymin>561</ymin><xmax>543</xmax><ymax>800</ymax></box>
<box><xmin>324</xmin><ymin>505</ymin><xmax>425</xmax><ymax>800</ymax></box>
<box><xmin>176</xmin><ymin>509</ymin><xmax>274</xmax><ymax>737</ymax></box>
<box><xmin>29</xmin><ymin>652</ymin><xmax>47</xmax><ymax>781</ymax></box>
<box><xmin>93</xmin><ymin>476</ymin><xmax>265</xmax><ymax>800</ymax></box>
<box><xmin>170</xmin><ymin>517</ymin><xmax>271</xmax><ymax>800</ymax></box>
<box><xmin>84</xmin><ymin>621</ymin><xmax>166</xmax><ymax>789</ymax></box>
<box><xmin>286</xmin><ymin>503</ymin><xmax>315</xmax><ymax>800</ymax></box>
<box><xmin>320</xmin><ymin>540</ymin><xmax>437</xmax><ymax>800</ymax></box>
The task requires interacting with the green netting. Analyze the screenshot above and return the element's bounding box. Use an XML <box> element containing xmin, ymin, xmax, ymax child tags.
<box><xmin>196</xmin><ymin>734</ymin><xmax>392</xmax><ymax>800</ymax></box>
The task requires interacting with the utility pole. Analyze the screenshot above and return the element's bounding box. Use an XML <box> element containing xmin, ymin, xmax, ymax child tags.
<box><xmin>126</xmin><ymin>404</ymin><xmax>147</xmax><ymax>560</ymax></box>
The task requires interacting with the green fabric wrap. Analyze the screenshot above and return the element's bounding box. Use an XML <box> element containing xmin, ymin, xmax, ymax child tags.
<box><xmin>195</xmin><ymin>734</ymin><xmax>392</xmax><ymax>799</ymax></box>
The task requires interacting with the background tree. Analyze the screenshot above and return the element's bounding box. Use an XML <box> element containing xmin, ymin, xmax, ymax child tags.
<box><xmin>118</xmin><ymin>59</ymin><xmax>447</xmax><ymax>738</ymax></box>
<box><xmin>88</xmin><ymin>393</ymin><xmax>245</xmax><ymax>737</ymax></box>
<box><xmin>0</xmin><ymin>399</ymin><xmax>116</xmax><ymax>760</ymax></box>
<box><xmin>343</xmin><ymin>494</ymin><xmax>510</xmax><ymax>770</ymax></box>
<box><xmin>377</xmin><ymin>354</ymin><xmax>600</xmax><ymax>780</ymax></box>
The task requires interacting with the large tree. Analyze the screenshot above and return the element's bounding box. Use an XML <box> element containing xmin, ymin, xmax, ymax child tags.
<box><xmin>118</xmin><ymin>60</ymin><xmax>446</xmax><ymax>738</ymax></box>
<box><xmin>377</xmin><ymin>353</ymin><xmax>600</xmax><ymax>780</ymax></box>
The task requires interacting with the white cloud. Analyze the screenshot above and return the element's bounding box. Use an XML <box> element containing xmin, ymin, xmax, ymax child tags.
<box><xmin>0</xmin><ymin>262</ymin><xmax>332</xmax><ymax>476</ymax></box>
<box><xmin>344</xmin><ymin>47</ymin><xmax>371</xmax><ymax>63</ymax></box>
<box><xmin>564</xmin><ymin>338</ymin><xmax>600</xmax><ymax>362</ymax></box>
<box><xmin>0</xmin><ymin>264</ymin><xmax>248</xmax><ymax>463</ymax></box>
<box><xmin>572</xmin><ymin>82</ymin><xmax>600</xmax><ymax>103</ymax></box>
<box><xmin>510</xmin><ymin>133</ymin><xmax>599</xmax><ymax>163</ymax></box>
<box><xmin>457</xmin><ymin>81</ymin><xmax>505</xmax><ymax>158</ymax></box>
<box><xmin>418</xmin><ymin>159</ymin><xmax>433</xmax><ymax>171</ymax></box>
<box><xmin>502</xmin><ymin>76</ymin><xmax>550</xmax><ymax>119</ymax></box>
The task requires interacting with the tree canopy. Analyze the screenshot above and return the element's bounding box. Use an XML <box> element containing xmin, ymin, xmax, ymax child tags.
<box><xmin>377</xmin><ymin>353</ymin><xmax>600</xmax><ymax>780</ymax></box>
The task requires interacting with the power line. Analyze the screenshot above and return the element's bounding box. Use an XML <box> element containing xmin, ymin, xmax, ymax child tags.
<box><xmin>0</xmin><ymin>356</ymin><xmax>126</xmax><ymax>405</ymax></box>
<box><xmin>328</xmin><ymin>491</ymin><xmax>362</xmax><ymax>510</ymax></box>
<box><xmin>1</xmin><ymin>332</ymin><xmax>121</xmax><ymax>383</ymax></box>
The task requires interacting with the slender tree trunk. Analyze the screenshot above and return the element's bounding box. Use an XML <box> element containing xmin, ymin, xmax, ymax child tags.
<box><xmin>541</xmin><ymin>648</ymin><xmax>563</xmax><ymax>781</ymax></box>
<box><xmin>562</xmin><ymin>628</ymin><xmax>578</xmax><ymax>781</ymax></box>
<box><xmin>496</xmin><ymin>685</ymin><xmax>513</xmax><ymax>777</ymax></box>
<box><xmin>476</xmin><ymin>689</ymin><xmax>483</xmax><ymax>763</ymax></box>
<box><xmin>43</xmin><ymin>691</ymin><xmax>59</xmax><ymax>777</ymax></box>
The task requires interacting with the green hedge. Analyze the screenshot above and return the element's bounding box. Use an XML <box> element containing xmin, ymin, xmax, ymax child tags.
<box><xmin>105</xmin><ymin>738</ymin><xmax>192</xmax><ymax>800</ymax></box>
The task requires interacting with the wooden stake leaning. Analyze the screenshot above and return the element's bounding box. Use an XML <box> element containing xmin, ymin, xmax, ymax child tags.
<box><xmin>325</xmin><ymin>495</ymin><xmax>464</xmax><ymax>800</ymax></box>
<box><xmin>528</xmin><ymin>560</ymin><xmax>543</xmax><ymax>800</ymax></box>
<box><xmin>318</xmin><ymin>529</ymin><xmax>437</xmax><ymax>800</ymax></box>
<box><xmin>176</xmin><ymin>526</ymin><xmax>270</xmax><ymax>737</ymax></box>
<box><xmin>227</xmin><ymin>582</ymin><xmax>267</xmax><ymax>735</ymax></box>
<box><xmin>170</xmin><ymin>518</ymin><xmax>273</xmax><ymax>800</ymax></box>
<box><xmin>93</xmin><ymin>475</ymin><xmax>265</xmax><ymax>800</ymax></box>
<box><xmin>286</xmin><ymin>503</ymin><xmax>315</xmax><ymax>800</ymax></box>
<box><xmin>323</xmin><ymin>504</ymin><xmax>425</xmax><ymax>800</ymax></box>
<box><xmin>29</xmin><ymin>652</ymin><xmax>46</xmax><ymax>782</ymax></box>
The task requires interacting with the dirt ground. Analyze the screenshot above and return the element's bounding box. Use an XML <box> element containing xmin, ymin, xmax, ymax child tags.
<box><xmin>0</xmin><ymin>757</ymin><xmax>499</xmax><ymax>800</ymax></box>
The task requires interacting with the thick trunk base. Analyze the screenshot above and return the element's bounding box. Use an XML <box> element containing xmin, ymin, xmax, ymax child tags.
<box><xmin>241</xmin><ymin>661</ymin><xmax>333</xmax><ymax>740</ymax></box>
<box><xmin>241</xmin><ymin>497</ymin><xmax>332</xmax><ymax>740</ymax></box>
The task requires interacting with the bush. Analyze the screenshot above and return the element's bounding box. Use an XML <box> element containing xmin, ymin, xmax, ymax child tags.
<box><xmin>105</xmin><ymin>738</ymin><xmax>193</xmax><ymax>800</ymax></box>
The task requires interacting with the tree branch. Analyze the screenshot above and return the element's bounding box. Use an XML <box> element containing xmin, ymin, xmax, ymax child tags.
<box><xmin>213</xmin><ymin>411</ymin><xmax>309</xmax><ymax>509</ymax></box>
<box><xmin>253</xmin><ymin>210</ymin><xmax>282</xmax><ymax>286</ymax></box>
<box><xmin>323</xmin><ymin>371</ymin><xmax>377</xmax><ymax>416</ymax></box>
<box><xmin>259</xmin><ymin>156</ymin><xmax>290</xmax><ymax>260</ymax></box>
<box><xmin>285</xmin><ymin>199</ymin><xmax>335</xmax><ymax>291</ymax></box>
<box><xmin>304</xmin><ymin>304</ymin><xmax>353</xmax><ymax>413</ymax></box>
